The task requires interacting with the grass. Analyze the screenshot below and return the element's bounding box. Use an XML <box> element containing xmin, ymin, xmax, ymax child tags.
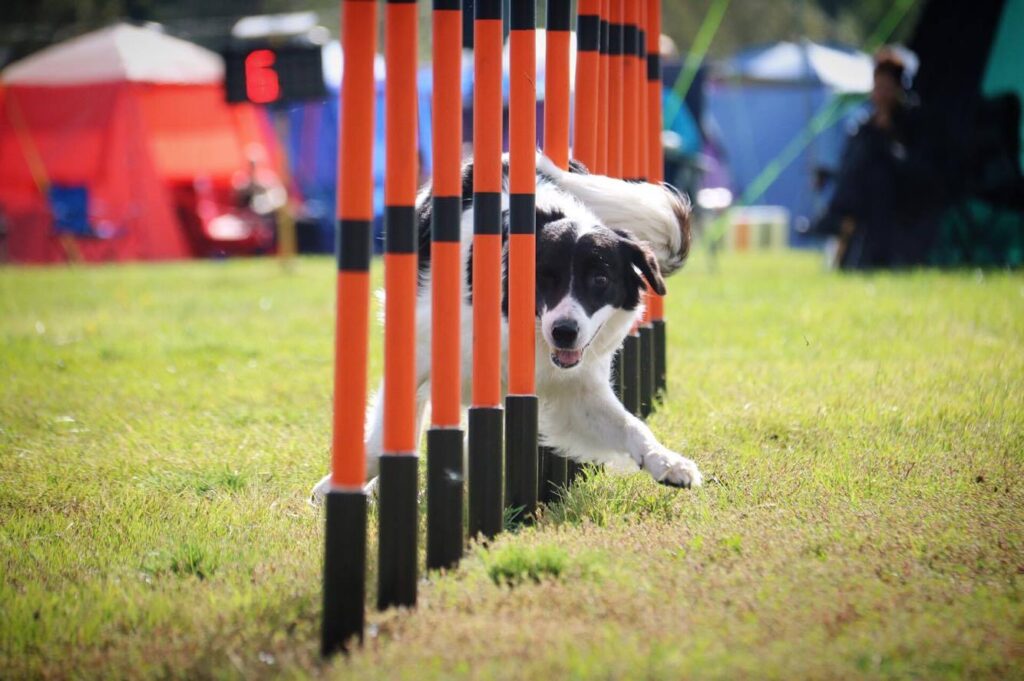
<box><xmin>1</xmin><ymin>251</ymin><xmax>1022</xmax><ymax>679</ymax></box>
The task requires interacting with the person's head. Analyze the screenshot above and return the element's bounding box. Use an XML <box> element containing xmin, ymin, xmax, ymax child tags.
<box><xmin>871</xmin><ymin>49</ymin><xmax>906</xmax><ymax>114</ymax></box>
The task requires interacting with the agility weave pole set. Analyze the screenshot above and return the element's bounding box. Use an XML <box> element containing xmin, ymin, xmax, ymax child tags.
<box><xmin>322</xmin><ymin>0</ymin><xmax>669</xmax><ymax>655</ymax></box>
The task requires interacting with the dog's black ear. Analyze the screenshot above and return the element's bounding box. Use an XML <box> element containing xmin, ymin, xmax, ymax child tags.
<box><xmin>616</xmin><ymin>230</ymin><xmax>667</xmax><ymax>296</ymax></box>
<box><xmin>535</xmin><ymin>207</ymin><xmax>566</xmax><ymax>230</ymax></box>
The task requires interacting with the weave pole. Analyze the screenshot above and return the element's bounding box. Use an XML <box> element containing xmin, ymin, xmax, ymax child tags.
<box><xmin>377</xmin><ymin>0</ymin><xmax>419</xmax><ymax>611</ymax></box>
<box><xmin>468</xmin><ymin>0</ymin><xmax>504</xmax><ymax>540</ymax></box>
<box><xmin>647</xmin><ymin>0</ymin><xmax>668</xmax><ymax>396</ymax></box>
<box><xmin>618</xmin><ymin>0</ymin><xmax>641</xmax><ymax>417</ymax></box>
<box><xmin>622</xmin><ymin>1</ymin><xmax>640</xmax><ymax>183</ymax></box>
<box><xmin>606</xmin><ymin>0</ymin><xmax>627</xmax><ymax>404</ymax></box>
<box><xmin>638</xmin><ymin>0</ymin><xmax>650</xmax><ymax>185</ymax></box>
<box><xmin>596</xmin><ymin>0</ymin><xmax>610</xmax><ymax>175</ymax></box>
<box><xmin>637</xmin><ymin>0</ymin><xmax>656</xmax><ymax>419</ymax></box>
<box><xmin>544</xmin><ymin>0</ymin><xmax>571</xmax><ymax>171</ymax></box>
<box><xmin>505</xmin><ymin>1</ymin><xmax>539</xmax><ymax>524</ymax></box>
<box><xmin>539</xmin><ymin>0</ymin><xmax>572</xmax><ymax>504</ymax></box>
<box><xmin>572</xmin><ymin>0</ymin><xmax>600</xmax><ymax>172</ymax></box>
<box><xmin>606</xmin><ymin>0</ymin><xmax>624</xmax><ymax>179</ymax></box>
<box><xmin>321</xmin><ymin>0</ymin><xmax>375</xmax><ymax>656</ymax></box>
<box><xmin>427</xmin><ymin>0</ymin><xmax>464</xmax><ymax>572</ymax></box>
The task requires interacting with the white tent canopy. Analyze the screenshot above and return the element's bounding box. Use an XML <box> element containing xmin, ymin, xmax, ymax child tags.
<box><xmin>2</xmin><ymin>23</ymin><xmax>224</xmax><ymax>86</ymax></box>
<box><xmin>714</xmin><ymin>41</ymin><xmax>874</xmax><ymax>94</ymax></box>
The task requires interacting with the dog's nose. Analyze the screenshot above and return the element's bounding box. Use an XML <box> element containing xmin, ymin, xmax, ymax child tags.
<box><xmin>551</xmin><ymin>319</ymin><xmax>579</xmax><ymax>348</ymax></box>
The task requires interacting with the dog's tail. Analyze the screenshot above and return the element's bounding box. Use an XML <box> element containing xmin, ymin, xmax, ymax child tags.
<box><xmin>537</xmin><ymin>154</ymin><xmax>691</xmax><ymax>276</ymax></box>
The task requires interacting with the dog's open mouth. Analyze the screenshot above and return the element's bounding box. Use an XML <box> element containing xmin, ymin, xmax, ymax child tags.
<box><xmin>551</xmin><ymin>349</ymin><xmax>583</xmax><ymax>368</ymax></box>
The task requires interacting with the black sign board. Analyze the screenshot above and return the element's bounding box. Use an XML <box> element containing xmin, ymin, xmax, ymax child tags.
<box><xmin>223</xmin><ymin>43</ymin><xmax>326</xmax><ymax>105</ymax></box>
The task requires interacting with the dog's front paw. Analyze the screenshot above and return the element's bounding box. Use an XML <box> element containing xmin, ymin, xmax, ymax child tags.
<box><xmin>309</xmin><ymin>474</ymin><xmax>332</xmax><ymax>506</ymax></box>
<box><xmin>642</xmin><ymin>448</ymin><xmax>703</xmax><ymax>489</ymax></box>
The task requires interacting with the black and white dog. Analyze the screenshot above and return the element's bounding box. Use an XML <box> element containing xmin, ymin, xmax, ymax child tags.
<box><xmin>311</xmin><ymin>154</ymin><xmax>702</xmax><ymax>502</ymax></box>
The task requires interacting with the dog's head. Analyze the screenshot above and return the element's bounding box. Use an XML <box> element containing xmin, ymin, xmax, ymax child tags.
<box><xmin>536</xmin><ymin>215</ymin><xmax>665</xmax><ymax>370</ymax></box>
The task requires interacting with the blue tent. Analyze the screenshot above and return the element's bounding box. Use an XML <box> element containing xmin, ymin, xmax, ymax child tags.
<box><xmin>706</xmin><ymin>41</ymin><xmax>874</xmax><ymax>246</ymax></box>
<box><xmin>282</xmin><ymin>44</ymin><xmax>440</xmax><ymax>253</ymax></box>
<box><xmin>283</xmin><ymin>33</ymin><xmax>578</xmax><ymax>253</ymax></box>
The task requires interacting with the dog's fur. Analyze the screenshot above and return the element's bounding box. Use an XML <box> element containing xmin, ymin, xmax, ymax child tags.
<box><xmin>311</xmin><ymin>153</ymin><xmax>702</xmax><ymax>502</ymax></box>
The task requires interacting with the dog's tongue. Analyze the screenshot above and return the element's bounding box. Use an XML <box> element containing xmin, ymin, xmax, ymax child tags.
<box><xmin>555</xmin><ymin>349</ymin><xmax>582</xmax><ymax>366</ymax></box>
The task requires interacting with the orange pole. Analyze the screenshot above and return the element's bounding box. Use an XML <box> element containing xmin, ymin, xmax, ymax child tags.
<box><xmin>637</xmin><ymin>0</ymin><xmax>650</xmax><ymax>325</ymax></box>
<box><xmin>638</xmin><ymin>0</ymin><xmax>650</xmax><ymax>183</ymax></box>
<box><xmin>647</xmin><ymin>0</ymin><xmax>665</xmax><ymax>322</ymax></box>
<box><xmin>606</xmin><ymin>0</ymin><xmax>624</xmax><ymax>179</ymax></box>
<box><xmin>472</xmin><ymin>4</ymin><xmax>503</xmax><ymax>410</ymax></box>
<box><xmin>427</xmin><ymin>0</ymin><xmax>465</xmax><ymax>573</ymax></box>
<box><xmin>571</xmin><ymin>0</ymin><xmax>600</xmax><ymax>171</ymax></box>
<box><xmin>331</xmin><ymin>0</ymin><xmax>377</xmax><ymax>490</ymax></box>
<box><xmin>431</xmin><ymin>3</ymin><xmax>463</xmax><ymax>429</ymax></box>
<box><xmin>377</xmin><ymin>0</ymin><xmax>421</xmax><ymax>612</ymax></box>
<box><xmin>322</xmin><ymin>0</ymin><xmax>376</xmax><ymax>656</ymax></box>
<box><xmin>544</xmin><ymin>0</ymin><xmax>572</xmax><ymax>170</ymax></box>
<box><xmin>596</xmin><ymin>0</ymin><xmax>610</xmax><ymax>174</ymax></box>
<box><xmin>622</xmin><ymin>0</ymin><xmax>640</xmax><ymax>182</ymax></box>
<box><xmin>469</xmin><ymin>0</ymin><xmax>505</xmax><ymax>540</ymax></box>
<box><xmin>506</xmin><ymin>0</ymin><xmax>539</xmax><ymax>521</ymax></box>
<box><xmin>383</xmin><ymin>0</ymin><xmax>419</xmax><ymax>456</ymax></box>
<box><xmin>508</xmin><ymin>6</ymin><xmax>536</xmax><ymax>397</ymax></box>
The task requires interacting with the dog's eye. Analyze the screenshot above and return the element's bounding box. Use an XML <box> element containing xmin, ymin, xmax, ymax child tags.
<box><xmin>589</xmin><ymin>272</ymin><xmax>609</xmax><ymax>289</ymax></box>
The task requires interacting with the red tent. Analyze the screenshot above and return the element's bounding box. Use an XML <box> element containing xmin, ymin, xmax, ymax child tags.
<box><xmin>0</xmin><ymin>23</ymin><xmax>278</xmax><ymax>263</ymax></box>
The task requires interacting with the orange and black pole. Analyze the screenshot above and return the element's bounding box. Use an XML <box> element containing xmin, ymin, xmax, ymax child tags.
<box><xmin>596</xmin><ymin>0</ymin><xmax>610</xmax><ymax>175</ymax></box>
<box><xmin>637</xmin><ymin>0</ymin><xmax>656</xmax><ymax>418</ymax></box>
<box><xmin>506</xmin><ymin>0</ymin><xmax>538</xmax><ymax>524</ymax></box>
<box><xmin>321</xmin><ymin>0</ymin><xmax>375</xmax><ymax>657</ymax></box>
<box><xmin>468</xmin><ymin>0</ymin><xmax>504</xmax><ymax>540</ymax></box>
<box><xmin>427</xmin><ymin>0</ymin><xmax>464</xmax><ymax>571</ymax></box>
<box><xmin>544</xmin><ymin>0</ymin><xmax>571</xmax><ymax>171</ymax></box>
<box><xmin>572</xmin><ymin>0</ymin><xmax>600</xmax><ymax>172</ymax></box>
<box><xmin>638</xmin><ymin>0</ymin><xmax>650</xmax><ymax>185</ymax></box>
<box><xmin>647</xmin><ymin>0</ymin><xmax>668</xmax><ymax>396</ymax></box>
<box><xmin>377</xmin><ymin>0</ymin><xmax>419</xmax><ymax>611</ymax></box>
<box><xmin>539</xmin><ymin>0</ymin><xmax>572</xmax><ymax>503</ymax></box>
<box><xmin>606</xmin><ymin>0</ymin><xmax>624</xmax><ymax>179</ymax></box>
<box><xmin>605</xmin><ymin>0</ymin><xmax>626</xmax><ymax>402</ymax></box>
<box><xmin>622</xmin><ymin>0</ymin><xmax>640</xmax><ymax>183</ymax></box>
<box><xmin>617</xmin><ymin>0</ymin><xmax>641</xmax><ymax>417</ymax></box>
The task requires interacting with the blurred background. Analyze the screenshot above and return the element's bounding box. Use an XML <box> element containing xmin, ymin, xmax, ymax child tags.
<box><xmin>0</xmin><ymin>0</ymin><xmax>1020</xmax><ymax>268</ymax></box>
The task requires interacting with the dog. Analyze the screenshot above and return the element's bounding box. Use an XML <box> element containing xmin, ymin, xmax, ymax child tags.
<box><xmin>311</xmin><ymin>153</ymin><xmax>702</xmax><ymax>503</ymax></box>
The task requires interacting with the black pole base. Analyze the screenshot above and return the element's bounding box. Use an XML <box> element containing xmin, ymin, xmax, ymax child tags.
<box><xmin>611</xmin><ymin>347</ymin><xmax>623</xmax><ymax>400</ymax></box>
<box><xmin>504</xmin><ymin>394</ymin><xmax>538</xmax><ymax>524</ymax></box>
<box><xmin>653</xmin><ymin>319</ymin><xmax>667</xmax><ymax>396</ymax></box>
<box><xmin>622</xmin><ymin>333</ymin><xmax>641</xmax><ymax>417</ymax></box>
<box><xmin>321</xmin><ymin>489</ymin><xmax>366</xmax><ymax>657</ymax></box>
<box><xmin>567</xmin><ymin>458</ymin><xmax>584</xmax><ymax>486</ymax></box>
<box><xmin>539</xmin><ymin>445</ymin><xmax>568</xmax><ymax>503</ymax></box>
<box><xmin>468</xmin><ymin>406</ymin><xmax>503</xmax><ymax>540</ymax></box>
<box><xmin>639</xmin><ymin>324</ymin><xmax>655</xmax><ymax>418</ymax></box>
<box><xmin>376</xmin><ymin>454</ymin><xmax>418</xmax><ymax>611</ymax></box>
<box><xmin>427</xmin><ymin>428</ymin><xmax>464</xmax><ymax>571</ymax></box>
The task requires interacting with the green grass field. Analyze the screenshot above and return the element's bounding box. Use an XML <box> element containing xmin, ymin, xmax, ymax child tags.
<box><xmin>1</xmin><ymin>251</ymin><xmax>1022</xmax><ymax>679</ymax></box>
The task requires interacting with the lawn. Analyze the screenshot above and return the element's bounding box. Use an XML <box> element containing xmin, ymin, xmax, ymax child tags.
<box><xmin>1</xmin><ymin>251</ymin><xmax>1022</xmax><ymax>679</ymax></box>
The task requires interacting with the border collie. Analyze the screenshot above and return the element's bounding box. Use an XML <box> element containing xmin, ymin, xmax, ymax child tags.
<box><xmin>311</xmin><ymin>154</ymin><xmax>702</xmax><ymax>502</ymax></box>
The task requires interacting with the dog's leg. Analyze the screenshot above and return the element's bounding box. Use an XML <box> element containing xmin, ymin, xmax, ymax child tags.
<box><xmin>309</xmin><ymin>382</ymin><xmax>387</xmax><ymax>504</ymax></box>
<box><xmin>310</xmin><ymin>374</ymin><xmax>434</xmax><ymax>505</ymax></box>
<box><xmin>543</xmin><ymin>381</ymin><xmax>702</xmax><ymax>488</ymax></box>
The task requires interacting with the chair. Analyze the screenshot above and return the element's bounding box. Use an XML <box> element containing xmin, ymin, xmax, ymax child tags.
<box><xmin>47</xmin><ymin>184</ymin><xmax>120</xmax><ymax>263</ymax></box>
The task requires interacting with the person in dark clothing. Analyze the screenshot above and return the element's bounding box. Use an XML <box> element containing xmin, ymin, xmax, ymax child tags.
<box><xmin>814</xmin><ymin>49</ymin><xmax>938</xmax><ymax>269</ymax></box>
